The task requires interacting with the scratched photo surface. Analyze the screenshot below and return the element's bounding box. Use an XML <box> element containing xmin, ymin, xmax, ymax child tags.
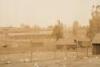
<box><xmin>0</xmin><ymin>0</ymin><xmax>100</xmax><ymax>67</ymax></box>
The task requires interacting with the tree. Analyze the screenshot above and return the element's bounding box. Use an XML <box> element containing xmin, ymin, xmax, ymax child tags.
<box><xmin>88</xmin><ymin>5</ymin><xmax>100</xmax><ymax>40</ymax></box>
<box><xmin>52</xmin><ymin>20</ymin><xmax>64</xmax><ymax>41</ymax></box>
<box><xmin>72</xmin><ymin>21</ymin><xmax>80</xmax><ymax>36</ymax></box>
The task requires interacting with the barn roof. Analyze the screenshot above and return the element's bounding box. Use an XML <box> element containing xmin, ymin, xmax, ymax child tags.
<box><xmin>92</xmin><ymin>33</ymin><xmax>100</xmax><ymax>44</ymax></box>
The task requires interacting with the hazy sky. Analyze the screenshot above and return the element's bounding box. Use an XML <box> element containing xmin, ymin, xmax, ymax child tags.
<box><xmin>0</xmin><ymin>0</ymin><xmax>100</xmax><ymax>27</ymax></box>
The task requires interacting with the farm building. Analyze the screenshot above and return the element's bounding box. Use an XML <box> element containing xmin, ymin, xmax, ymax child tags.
<box><xmin>92</xmin><ymin>33</ymin><xmax>100</xmax><ymax>55</ymax></box>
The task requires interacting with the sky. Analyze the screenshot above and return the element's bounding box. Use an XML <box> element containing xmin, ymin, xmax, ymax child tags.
<box><xmin>0</xmin><ymin>0</ymin><xmax>100</xmax><ymax>27</ymax></box>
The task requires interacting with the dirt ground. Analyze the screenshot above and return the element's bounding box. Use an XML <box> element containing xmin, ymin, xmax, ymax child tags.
<box><xmin>0</xmin><ymin>56</ymin><xmax>100</xmax><ymax>67</ymax></box>
<box><xmin>0</xmin><ymin>51</ymin><xmax>99</xmax><ymax>67</ymax></box>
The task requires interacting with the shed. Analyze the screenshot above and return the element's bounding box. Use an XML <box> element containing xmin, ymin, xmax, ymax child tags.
<box><xmin>76</xmin><ymin>36</ymin><xmax>90</xmax><ymax>48</ymax></box>
<box><xmin>55</xmin><ymin>39</ymin><xmax>76</xmax><ymax>51</ymax></box>
<box><xmin>92</xmin><ymin>33</ymin><xmax>100</xmax><ymax>55</ymax></box>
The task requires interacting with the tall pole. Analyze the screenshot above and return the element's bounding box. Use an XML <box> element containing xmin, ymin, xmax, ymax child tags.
<box><xmin>4</xmin><ymin>29</ymin><xmax>8</xmax><ymax>48</ymax></box>
<box><xmin>74</xmin><ymin>40</ymin><xmax>78</xmax><ymax>58</ymax></box>
<box><xmin>86</xmin><ymin>45</ymin><xmax>89</xmax><ymax>57</ymax></box>
<box><xmin>30</xmin><ymin>40</ymin><xmax>33</xmax><ymax>63</ymax></box>
<box><xmin>76</xmin><ymin>40</ymin><xmax>78</xmax><ymax>58</ymax></box>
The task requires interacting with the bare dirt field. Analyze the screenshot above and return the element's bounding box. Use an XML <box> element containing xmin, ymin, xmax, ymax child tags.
<box><xmin>0</xmin><ymin>51</ymin><xmax>99</xmax><ymax>67</ymax></box>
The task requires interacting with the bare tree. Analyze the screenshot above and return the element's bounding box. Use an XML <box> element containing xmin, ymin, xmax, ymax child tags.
<box><xmin>88</xmin><ymin>5</ymin><xmax>100</xmax><ymax>40</ymax></box>
<box><xmin>52</xmin><ymin>20</ymin><xmax>64</xmax><ymax>41</ymax></box>
<box><xmin>72</xmin><ymin>21</ymin><xmax>80</xmax><ymax>36</ymax></box>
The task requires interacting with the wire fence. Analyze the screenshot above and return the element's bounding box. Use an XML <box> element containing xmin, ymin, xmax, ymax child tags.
<box><xmin>0</xmin><ymin>49</ymin><xmax>92</xmax><ymax>65</ymax></box>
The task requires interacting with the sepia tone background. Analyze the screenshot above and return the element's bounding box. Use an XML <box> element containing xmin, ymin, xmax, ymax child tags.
<box><xmin>0</xmin><ymin>0</ymin><xmax>99</xmax><ymax>27</ymax></box>
<box><xmin>0</xmin><ymin>0</ymin><xmax>100</xmax><ymax>67</ymax></box>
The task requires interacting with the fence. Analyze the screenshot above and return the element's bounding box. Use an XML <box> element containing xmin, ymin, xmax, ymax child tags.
<box><xmin>0</xmin><ymin>49</ymin><xmax>92</xmax><ymax>65</ymax></box>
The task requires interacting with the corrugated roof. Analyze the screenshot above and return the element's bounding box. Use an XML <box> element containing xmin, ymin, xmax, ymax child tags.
<box><xmin>76</xmin><ymin>36</ymin><xmax>90</xmax><ymax>41</ymax></box>
<box><xmin>92</xmin><ymin>33</ymin><xmax>100</xmax><ymax>43</ymax></box>
<box><xmin>56</xmin><ymin>39</ymin><xmax>75</xmax><ymax>45</ymax></box>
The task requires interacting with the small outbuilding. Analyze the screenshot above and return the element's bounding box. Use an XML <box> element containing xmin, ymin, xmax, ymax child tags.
<box><xmin>92</xmin><ymin>33</ymin><xmax>100</xmax><ymax>55</ymax></box>
<box><xmin>55</xmin><ymin>39</ymin><xmax>76</xmax><ymax>51</ymax></box>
